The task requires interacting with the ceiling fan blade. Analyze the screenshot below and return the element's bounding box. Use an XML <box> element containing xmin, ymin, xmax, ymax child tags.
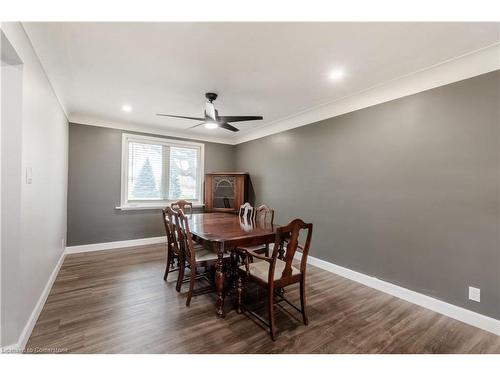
<box><xmin>205</xmin><ymin>102</ymin><xmax>216</xmax><ymax>120</ymax></box>
<box><xmin>187</xmin><ymin>122</ymin><xmax>206</xmax><ymax>129</ymax></box>
<box><xmin>156</xmin><ymin>114</ymin><xmax>205</xmax><ymax>121</ymax></box>
<box><xmin>219</xmin><ymin>122</ymin><xmax>239</xmax><ymax>132</ymax></box>
<box><xmin>217</xmin><ymin>116</ymin><xmax>263</xmax><ymax>123</ymax></box>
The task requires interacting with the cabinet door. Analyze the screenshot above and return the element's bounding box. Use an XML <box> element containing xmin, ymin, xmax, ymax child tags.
<box><xmin>212</xmin><ymin>175</ymin><xmax>236</xmax><ymax>209</ymax></box>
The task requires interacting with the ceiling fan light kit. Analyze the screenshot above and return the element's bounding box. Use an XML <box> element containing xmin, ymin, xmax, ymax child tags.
<box><xmin>156</xmin><ymin>92</ymin><xmax>263</xmax><ymax>132</ymax></box>
<box><xmin>204</xmin><ymin>122</ymin><xmax>218</xmax><ymax>129</ymax></box>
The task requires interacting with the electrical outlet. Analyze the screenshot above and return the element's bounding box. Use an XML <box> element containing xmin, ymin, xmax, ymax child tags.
<box><xmin>468</xmin><ymin>286</ymin><xmax>480</xmax><ymax>302</ymax></box>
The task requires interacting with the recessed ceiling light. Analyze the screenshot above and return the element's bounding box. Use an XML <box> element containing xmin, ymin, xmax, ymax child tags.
<box><xmin>122</xmin><ymin>104</ymin><xmax>132</xmax><ymax>112</ymax></box>
<box><xmin>329</xmin><ymin>69</ymin><xmax>345</xmax><ymax>81</ymax></box>
<box><xmin>204</xmin><ymin>122</ymin><xmax>218</xmax><ymax>129</ymax></box>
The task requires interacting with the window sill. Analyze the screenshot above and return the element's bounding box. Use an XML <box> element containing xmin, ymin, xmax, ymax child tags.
<box><xmin>115</xmin><ymin>203</ymin><xmax>205</xmax><ymax>211</ymax></box>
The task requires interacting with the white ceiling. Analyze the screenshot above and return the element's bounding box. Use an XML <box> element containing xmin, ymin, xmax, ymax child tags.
<box><xmin>23</xmin><ymin>22</ymin><xmax>499</xmax><ymax>143</ymax></box>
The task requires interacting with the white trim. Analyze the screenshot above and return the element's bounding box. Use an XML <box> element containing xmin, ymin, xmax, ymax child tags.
<box><xmin>115</xmin><ymin>203</ymin><xmax>205</xmax><ymax>211</ymax></box>
<box><xmin>120</xmin><ymin>133</ymin><xmax>205</xmax><ymax>209</ymax></box>
<box><xmin>19</xmin><ymin>23</ymin><xmax>69</xmax><ymax>121</ymax></box>
<box><xmin>70</xmin><ymin>115</ymin><xmax>233</xmax><ymax>145</ymax></box>
<box><xmin>1</xmin><ymin>237</ymin><xmax>167</xmax><ymax>352</ymax></box>
<box><xmin>1</xmin><ymin>250</ymin><xmax>66</xmax><ymax>353</ymax></box>
<box><xmin>68</xmin><ymin>44</ymin><xmax>499</xmax><ymax>146</ymax></box>
<box><xmin>295</xmin><ymin>252</ymin><xmax>500</xmax><ymax>336</ymax></box>
<box><xmin>65</xmin><ymin>236</ymin><xmax>167</xmax><ymax>254</ymax></box>
<box><xmin>235</xmin><ymin>43</ymin><xmax>500</xmax><ymax>144</ymax></box>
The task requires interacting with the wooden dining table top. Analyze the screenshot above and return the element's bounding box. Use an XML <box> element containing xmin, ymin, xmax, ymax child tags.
<box><xmin>187</xmin><ymin>212</ymin><xmax>278</xmax><ymax>245</ymax></box>
<box><xmin>186</xmin><ymin>212</ymin><xmax>281</xmax><ymax>317</ymax></box>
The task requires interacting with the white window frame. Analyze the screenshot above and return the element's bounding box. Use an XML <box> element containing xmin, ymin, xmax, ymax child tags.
<box><xmin>118</xmin><ymin>133</ymin><xmax>205</xmax><ymax>210</ymax></box>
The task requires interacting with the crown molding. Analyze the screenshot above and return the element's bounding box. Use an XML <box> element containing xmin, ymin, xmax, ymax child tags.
<box><xmin>68</xmin><ymin>114</ymin><xmax>236</xmax><ymax>145</ymax></box>
<box><xmin>234</xmin><ymin>43</ymin><xmax>500</xmax><ymax>144</ymax></box>
<box><xmin>19</xmin><ymin>22</ymin><xmax>70</xmax><ymax>121</ymax></box>
<box><xmin>69</xmin><ymin>43</ymin><xmax>499</xmax><ymax>146</ymax></box>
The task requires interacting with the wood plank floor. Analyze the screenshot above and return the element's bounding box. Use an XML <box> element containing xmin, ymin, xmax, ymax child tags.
<box><xmin>26</xmin><ymin>244</ymin><xmax>500</xmax><ymax>353</ymax></box>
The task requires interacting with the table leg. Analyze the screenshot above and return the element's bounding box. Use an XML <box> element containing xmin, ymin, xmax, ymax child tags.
<box><xmin>215</xmin><ymin>241</ymin><xmax>225</xmax><ymax>318</ymax></box>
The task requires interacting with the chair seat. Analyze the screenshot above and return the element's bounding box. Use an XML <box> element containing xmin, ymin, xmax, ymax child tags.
<box><xmin>239</xmin><ymin>259</ymin><xmax>300</xmax><ymax>282</ymax></box>
<box><xmin>238</xmin><ymin>244</ymin><xmax>266</xmax><ymax>252</ymax></box>
<box><xmin>193</xmin><ymin>243</ymin><xmax>205</xmax><ymax>251</ymax></box>
<box><xmin>238</xmin><ymin>243</ymin><xmax>274</xmax><ymax>253</ymax></box>
<box><xmin>172</xmin><ymin>242</ymin><xmax>204</xmax><ymax>254</ymax></box>
<box><xmin>195</xmin><ymin>249</ymin><xmax>230</xmax><ymax>263</ymax></box>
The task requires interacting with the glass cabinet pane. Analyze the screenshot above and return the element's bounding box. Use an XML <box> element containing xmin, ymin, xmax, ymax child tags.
<box><xmin>212</xmin><ymin>176</ymin><xmax>235</xmax><ymax>208</ymax></box>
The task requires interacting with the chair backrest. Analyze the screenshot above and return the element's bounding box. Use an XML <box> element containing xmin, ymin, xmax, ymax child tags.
<box><xmin>255</xmin><ymin>204</ymin><xmax>274</xmax><ymax>226</ymax></box>
<box><xmin>162</xmin><ymin>208</ymin><xmax>172</xmax><ymax>246</ymax></box>
<box><xmin>163</xmin><ymin>207</ymin><xmax>180</xmax><ymax>254</ymax></box>
<box><xmin>271</xmin><ymin>218</ymin><xmax>313</xmax><ymax>280</ymax></box>
<box><xmin>239</xmin><ymin>202</ymin><xmax>255</xmax><ymax>222</ymax></box>
<box><xmin>174</xmin><ymin>209</ymin><xmax>196</xmax><ymax>265</ymax></box>
<box><xmin>171</xmin><ymin>200</ymin><xmax>193</xmax><ymax>214</ymax></box>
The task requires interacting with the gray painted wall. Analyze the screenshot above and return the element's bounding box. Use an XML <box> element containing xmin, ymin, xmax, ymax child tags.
<box><xmin>67</xmin><ymin>123</ymin><xmax>235</xmax><ymax>246</ymax></box>
<box><xmin>235</xmin><ymin>71</ymin><xmax>500</xmax><ymax>319</ymax></box>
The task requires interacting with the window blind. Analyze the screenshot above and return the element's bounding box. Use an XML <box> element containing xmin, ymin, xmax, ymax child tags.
<box><xmin>123</xmin><ymin>136</ymin><xmax>202</xmax><ymax>206</ymax></box>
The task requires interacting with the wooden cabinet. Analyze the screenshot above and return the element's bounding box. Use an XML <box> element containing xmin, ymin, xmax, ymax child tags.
<box><xmin>204</xmin><ymin>172</ymin><xmax>248</xmax><ymax>213</ymax></box>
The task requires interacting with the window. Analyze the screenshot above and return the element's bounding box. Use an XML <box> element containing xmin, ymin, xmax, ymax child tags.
<box><xmin>120</xmin><ymin>133</ymin><xmax>204</xmax><ymax>209</ymax></box>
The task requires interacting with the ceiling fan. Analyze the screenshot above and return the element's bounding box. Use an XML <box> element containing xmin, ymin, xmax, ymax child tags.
<box><xmin>156</xmin><ymin>93</ymin><xmax>263</xmax><ymax>132</ymax></box>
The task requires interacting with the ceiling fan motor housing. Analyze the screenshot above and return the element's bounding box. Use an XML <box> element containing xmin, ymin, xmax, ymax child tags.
<box><xmin>205</xmin><ymin>92</ymin><xmax>218</xmax><ymax>102</ymax></box>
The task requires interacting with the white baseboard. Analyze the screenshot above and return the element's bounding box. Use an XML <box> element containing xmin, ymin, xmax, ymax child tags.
<box><xmin>296</xmin><ymin>253</ymin><xmax>500</xmax><ymax>336</ymax></box>
<box><xmin>1</xmin><ymin>250</ymin><xmax>66</xmax><ymax>353</ymax></box>
<box><xmin>2</xmin><ymin>236</ymin><xmax>167</xmax><ymax>353</ymax></box>
<box><xmin>4</xmin><ymin>239</ymin><xmax>497</xmax><ymax>354</ymax></box>
<box><xmin>65</xmin><ymin>236</ymin><xmax>167</xmax><ymax>254</ymax></box>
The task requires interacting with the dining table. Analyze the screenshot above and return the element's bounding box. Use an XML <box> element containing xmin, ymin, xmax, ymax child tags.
<box><xmin>187</xmin><ymin>212</ymin><xmax>281</xmax><ymax>317</ymax></box>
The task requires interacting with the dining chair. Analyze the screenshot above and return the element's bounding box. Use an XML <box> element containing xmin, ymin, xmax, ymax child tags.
<box><xmin>175</xmin><ymin>209</ymin><xmax>231</xmax><ymax>306</ymax></box>
<box><xmin>239</xmin><ymin>202</ymin><xmax>255</xmax><ymax>222</ymax></box>
<box><xmin>255</xmin><ymin>204</ymin><xmax>274</xmax><ymax>226</ymax></box>
<box><xmin>237</xmin><ymin>204</ymin><xmax>275</xmax><ymax>256</ymax></box>
<box><xmin>162</xmin><ymin>207</ymin><xmax>186</xmax><ymax>291</ymax></box>
<box><xmin>171</xmin><ymin>199</ymin><xmax>193</xmax><ymax>214</ymax></box>
<box><xmin>236</xmin><ymin>218</ymin><xmax>313</xmax><ymax>340</ymax></box>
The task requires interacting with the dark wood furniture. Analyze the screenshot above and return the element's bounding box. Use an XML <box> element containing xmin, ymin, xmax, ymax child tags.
<box><xmin>236</xmin><ymin>218</ymin><xmax>313</xmax><ymax>340</ymax></box>
<box><xmin>187</xmin><ymin>212</ymin><xmax>279</xmax><ymax>317</ymax></box>
<box><xmin>163</xmin><ymin>207</ymin><xmax>204</xmax><ymax>291</ymax></box>
<box><xmin>174</xmin><ymin>209</ymin><xmax>230</xmax><ymax>306</ymax></box>
<box><xmin>162</xmin><ymin>207</ymin><xmax>182</xmax><ymax>288</ymax></box>
<box><xmin>239</xmin><ymin>204</ymin><xmax>275</xmax><ymax>256</ymax></box>
<box><xmin>31</xmin><ymin>245</ymin><xmax>500</xmax><ymax>353</ymax></box>
<box><xmin>171</xmin><ymin>199</ymin><xmax>193</xmax><ymax>214</ymax></box>
<box><xmin>204</xmin><ymin>172</ymin><xmax>248</xmax><ymax>213</ymax></box>
<box><xmin>238</xmin><ymin>202</ymin><xmax>255</xmax><ymax>222</ymax></box>
<box><xmin>255</xmin><ymin>204</ymin><xmax>275</xmax><ymax>226</ymax></box>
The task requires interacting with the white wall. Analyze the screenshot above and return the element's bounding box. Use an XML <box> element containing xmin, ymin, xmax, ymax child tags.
<box><xmin>1</xmin><ymin>58</ymin><xmax>23</xmax><ymax>348</ymax></box>
<box><xmin>0</xmin><ymin>22</ymin><xmax>68</xmax><ymax>348</ymax></box>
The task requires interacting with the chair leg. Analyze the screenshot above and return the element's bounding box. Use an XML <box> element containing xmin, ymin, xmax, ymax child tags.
<box><xmin>176</xmin><ymin>257</ymin><xmax>185</xmax><ymax>292</ymax></box>
<box><xmin>163</xmin><ymin>248</ymin><xmax>172</xmax><ymax>281</ymax></box>
<box><xmin>230</xmin><ymin>252</ymin><xmax>237</xmax><ymax>295</ymax></box>
<box><xmin>300</xmin><ymin>276</ymin><xmax>308</xmax><ymax>325</ymax></box>
<box><xmin>268</xmin><ymin>286</ymin><xmax>276</xmax><ymax>341</ymax></box>
<box><xmin>236</xmin><ymin>275</ymin><xmax>243</xmax><ymax>313</ymax></box>
<box><xmin>186</xmin><ymin>266</ymin><xmax>196</xmax><ymax>307</ymax></box>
